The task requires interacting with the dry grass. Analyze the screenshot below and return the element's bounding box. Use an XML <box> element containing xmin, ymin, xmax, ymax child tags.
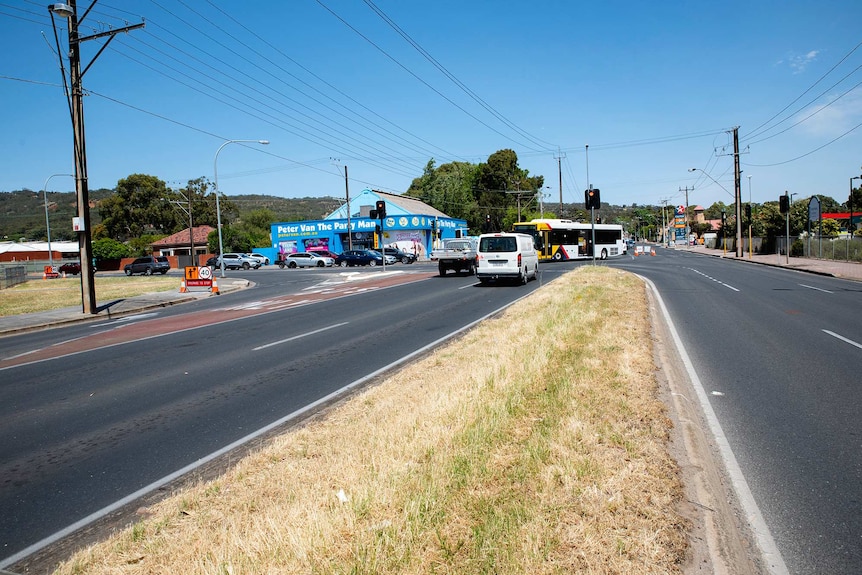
<box><xmin>53</xmin><ymin>266</ymin><xmax>688</xmax><ymax>574</ymax></box>
<box><xmin>0</xmin><ymin>276</ymin><xmax>178</xmax><ymax>316</ymax></box>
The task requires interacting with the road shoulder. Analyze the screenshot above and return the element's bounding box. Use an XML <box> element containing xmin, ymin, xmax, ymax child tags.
<box><xmin>647</xmin><ymin>285</ymin><xmax>765</xmax><ymax>574</ymax></box>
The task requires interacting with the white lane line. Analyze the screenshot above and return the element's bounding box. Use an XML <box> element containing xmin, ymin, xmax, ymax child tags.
<box><xmin>640</xmin><ymin>274</ymin><xmax>789</xmax><ymax>575</ymax></box>
<box><xmin>252</xmin><ymin>322</ymin><xmax>349</xmax><ymax>351</ymax></box>
<box><xmin>800</xmin><ymin>284</ymin><xmax>833</xmax><ymax>293</ymax></box>
<box><xmin>687</xmin><ymin>268</ymin><xmax>740</xmax><ymax>292</ymax></box>
<box><xmin>0</xmin><ymin>287</ymin><xmax>539</xmax><ymax>571</ymax></box>
<box><xmin>822</xmin><ymin>330</ymin><xmax>862</xmax><ymax>350</ymax></box>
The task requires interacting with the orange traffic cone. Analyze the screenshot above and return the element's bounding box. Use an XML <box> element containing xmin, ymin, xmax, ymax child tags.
<box><xmin>633</xmin><ymin>250</ymin><xmax>639</xmax><ymax>256</ymax></box>
<box><xmin>651</xmin><ymin>248</ymin><xmax>656</xmax><ymax>256</ymax></box>
<box><xmin>179</xmin><ymin>279</ymin><xmax>188</xmax><ymax>293</ymax></box>
<box><xmin>211</xmin><ymin>276</ymin><xmax>220</xmax><ymax>295</ymax></box>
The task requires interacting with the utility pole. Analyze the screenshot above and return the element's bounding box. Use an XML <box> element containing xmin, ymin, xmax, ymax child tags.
<box><xmin>343</xmin><ymin>165</ymin><xmax>352</xmax><ymax>251</ymax></box>
<box><xmin>679</xmin><ymin>186</ymin><xmax>694</xmax><ymax>246</ymax></box>
<box><xmin>660</xmin><ymin>198</ymin><xmax>670</xmax><ymax>246</ymax></box>
<box><xmin>732</xmin><ymin>126</ymin><xmax>743</xmax><ymax>257</ymax></box>
<box><xmin>555</xmin><ymin>150</ymin><xmax>565</xmax><ymax>216</ymax></box>
<box><xmin>49</xmin><ymin>1</ymin><xmax>144</xmax><ymax>314</ymax></box>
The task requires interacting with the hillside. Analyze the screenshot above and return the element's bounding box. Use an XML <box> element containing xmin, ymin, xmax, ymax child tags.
<box><xmin>0</xmin><ymin>190</ymin><xmax>342</xmax><ymax>242</ymax></box>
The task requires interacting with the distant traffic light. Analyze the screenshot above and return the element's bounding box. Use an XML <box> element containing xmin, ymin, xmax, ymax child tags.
<box><xmin>585</xmin><ymin>188</ymin><xmax>601</xmax><ymax>210</ymax></box>
<box><xmin>375</xmin><ymin>200</ymin><xmax>386</xmax><ymax>218</ymax></box>
<box><xmin>745</xmin><ymin>204</ymin><xmax>752</xmax><ymax>220</ymax></box>
<box><xmin>779</xmin><ymin>194</ymin><xmax>789</xmax><ymax>214</ymax></box>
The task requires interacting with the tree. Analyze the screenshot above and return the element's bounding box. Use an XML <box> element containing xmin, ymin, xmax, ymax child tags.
<box><xmin>99</xmin><ymin>174</ymin><xmax>178</xmax><ymax>241</ymax></box>
<box><xmin>92</xmin><ymin>237</ymin><xmax>131</xmax><ymax>260</ymax></box>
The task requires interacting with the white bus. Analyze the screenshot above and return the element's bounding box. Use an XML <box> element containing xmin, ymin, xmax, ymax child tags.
<box><xmin>512</xmin><ymin>219</ymin><xmax>626</xmax><ymax>261</ymax></box>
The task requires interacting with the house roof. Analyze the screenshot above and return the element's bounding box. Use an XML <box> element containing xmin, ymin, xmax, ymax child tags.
<box><xmin>151</xmin><ymin>225</ymin><xmax>215</xmax><ymax>247</ymax></box>
<box><xmin>327</xmin><ymin>188</ymin><xmax>449</xmax><ymax>220</ymax></box>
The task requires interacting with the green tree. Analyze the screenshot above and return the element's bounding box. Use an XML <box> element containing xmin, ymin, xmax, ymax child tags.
<box><xmin>819</xmin><ymin>218</ymin><xmax>841</xmax><ymax>237</ymax></box>
<box><xmin>207</xmin><ymin>226</ymin><xmax>253</xmax><ymax>254</ymax></box>
<box><xmin>99</xmin><ymin>174</ymin><xmax>178</xmax><ymax>241</ymax></box>
<box><xmin>92</xmin><ymin>237</ymin><xmax>131</xmax><ymax>260</ymax></box>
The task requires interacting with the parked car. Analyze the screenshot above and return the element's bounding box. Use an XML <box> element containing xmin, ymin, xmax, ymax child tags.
<box><xmin>58</xmin><ymin>262</ymin><xmax>81</xmax><ymax>275</ymax></box>
<box><xmin>307</xmin><ymin>249</ymin><xmax>340</xmax><ymax>260</ymax></box>
<box><xmin>212</xmin><ymin>253</ymin><xmax>261</xmax><ymax>270</ymax></box>
<box><xmin>277</xmin><ymin>252</ymin><xmax>334</xmax><ymax>268</ymax></box>
<box><xmin>371</xmin><ymin>247</ymin><xmax>416</xmax><ymax>264</ymax></box>
<box><xmin>124</xmin><ymin>256</ymin><xmax>170</xmax><ymax>276</ymax></box>
<box><xmin>247</xmin><ymin>252</ymin><xmax>270</xmax><ymax>266</ymax></box>
<box><xmin>334</xmin><ymin>249</ymin><xmax>389</xmax><ymax>267</ymax></box>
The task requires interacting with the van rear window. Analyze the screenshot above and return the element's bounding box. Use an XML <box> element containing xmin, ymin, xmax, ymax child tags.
<box><xmin>480</xmin><ymin>236</ymin><xmax>517</xmax><ymax>252</ymax></box>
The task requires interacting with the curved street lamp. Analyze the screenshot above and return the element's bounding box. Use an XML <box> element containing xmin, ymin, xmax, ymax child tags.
<box><xmin>42</xmin><ymin>173</ymin><xmax>74</xmax><ymax>269</ymax></box>
<box><xmin>213</xmin><ymin>139</ymin><xmax>269</xmax><ymax>277</ymax></box>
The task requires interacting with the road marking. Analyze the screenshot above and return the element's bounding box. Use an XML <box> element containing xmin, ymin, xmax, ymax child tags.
<box><xmin>800</xmin><ymin>284</ymin><xmax>833</xmax><ymax>293</ymax></box>
<box><xmin>639</xmin><ymin>274</ymin><xmax>789</xmax><ymax>575</ymax></box>
<box><xmin>253</xmin><ymin>322</ymin><xmax>349</xmax><ymax>351</ymax></box>
<box><xmin>822</xmin><ymin>330</ymin><xmax>862</xmax><ymax>350</ymax></box>
<box><xmin>687</xmin><ymin>268</ymin><xmax>740</xmax><ymax>291</ymax></box>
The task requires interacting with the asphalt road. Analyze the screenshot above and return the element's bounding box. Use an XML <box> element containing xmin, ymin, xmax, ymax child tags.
<box><xmin>610</xmin><ymin>248</ymin><xmax>862</xmax><ymax>575</ymax></box>
<box><xmin>0</xmin><ymin>263</ymin><xmax>562</xmax><ymax>569</ymax></box>
<box><xmin>3</xmin><ymin>254</ymin><xmax>861</xmax><ymax>574</ymax></box>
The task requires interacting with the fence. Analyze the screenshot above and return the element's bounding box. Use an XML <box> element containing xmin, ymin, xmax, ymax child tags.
<box><xmin>801</xmin><ymin>236</ymin><xmax>862</xmax><ymax>262</ymax></box>
<box><xmin>0</xmin><ymin>265</ymin><xmax>28</xmax><ymax>289</ymax></box>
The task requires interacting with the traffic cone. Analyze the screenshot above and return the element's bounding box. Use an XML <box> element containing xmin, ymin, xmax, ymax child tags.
<box><xmin>211</xmin><ymin>276</ymin><xmax>220</xmax><ymax>295</ymax></box>
<box><xmin>633</xmin><ymin>249</ymin><xmax>639</xmax><ymax>256</ymax></box>
<box><xmin>651</xmin><ymin>248</ymin><xmax>656</xmax><ymax>256</ymax></box>
<box><xmin>179</xmin><ymin>279</ymin><xmax>188</xmax><ymax>293</ymax></box>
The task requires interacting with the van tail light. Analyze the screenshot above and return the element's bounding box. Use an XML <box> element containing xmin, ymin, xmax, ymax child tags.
<box><xmin>517</xmin><ymin>253</ymin><xmax>522</xmax><ymax>266</ymax></box>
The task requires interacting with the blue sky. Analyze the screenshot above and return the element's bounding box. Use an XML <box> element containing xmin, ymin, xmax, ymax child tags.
<box><xmin>2</xmin><ymin>0</ymin><xmax>861</xmax><ymax>213</ymax></box>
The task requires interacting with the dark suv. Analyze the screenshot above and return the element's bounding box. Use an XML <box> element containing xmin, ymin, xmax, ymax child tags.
<box><xmin>372</xmin><ymin>247</ymin><xmax>416</xmax><ymax>263</ymax></box>
<box><xmin>124</xmin><ymin>256</ymin><xmax>170</xmax><ymax>276</ymax></box>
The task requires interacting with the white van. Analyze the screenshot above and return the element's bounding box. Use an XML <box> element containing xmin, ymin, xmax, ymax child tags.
<box><xmin>476</xmin><ymin>232</ymin><xmax>539</xmax><ymax>285</ymax></box>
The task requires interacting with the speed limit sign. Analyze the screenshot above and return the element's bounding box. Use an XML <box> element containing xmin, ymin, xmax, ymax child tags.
<box><xmin>198</xmin><ymin>265</ymin><xmax>212</xmax><ymax>279</ymax></box>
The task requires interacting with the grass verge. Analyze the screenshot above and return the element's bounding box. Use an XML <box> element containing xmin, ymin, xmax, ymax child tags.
<box><xmin>53</xmin><ymin>266</ymin><xmax>689</xmax><ymax>574</ymax></box>
<box><xmin>0</xmin><ymin>276</ymin><xmax>178</xmax><ymax>316</ymax></box>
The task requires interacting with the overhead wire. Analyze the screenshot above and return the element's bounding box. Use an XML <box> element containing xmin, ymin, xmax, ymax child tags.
<box><xmin>313</xmin><ymin>0</ymin><xmax>549</xmax><ymax>153</ymax></box>
<box><xmin>743</xmin><ymin>39</ymin><xmax>862</xmax><ymax>143</ymax></box>
<box><xmin>361</xmin><ymin>0</ymin><xmax>558</xmax><ymax>152</ymax></box>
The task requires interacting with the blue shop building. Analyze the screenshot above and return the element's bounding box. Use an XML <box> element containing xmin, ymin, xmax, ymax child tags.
<box><xmin>270</xmin><ymin>189</ymin><xmax>467</xmax><ymax>260</ymax></box>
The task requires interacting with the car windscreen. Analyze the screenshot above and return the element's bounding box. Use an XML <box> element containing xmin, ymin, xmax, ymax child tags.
<box><xmin>479</xmin><ymin>237</ymin><xmax>517</xmax><ymax>252</ymax></box>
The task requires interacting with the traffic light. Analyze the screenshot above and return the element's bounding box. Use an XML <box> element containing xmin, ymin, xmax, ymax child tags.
<box><xmin>369</xmin><ymin>209</ymin><xmax>378</xmax><ymax>219</ymax></box>
<box><xmin>375</xmin><ymin>200</ymin><xmax>386</xmax><ymax>218</ymax></box>
<box><xmin>585</xmin><ymin>188</ymin><xmax>601</xmax><ymax>210</ymax></box>
<box><xmin>779</xmin><ymin>194</ymin><xmax>789</xmax><ymax>214</ymax></box>
<box><xmin>745</xmin><ymin>204</ymin><xmax>752</xmax><ymax>220</ymax></box>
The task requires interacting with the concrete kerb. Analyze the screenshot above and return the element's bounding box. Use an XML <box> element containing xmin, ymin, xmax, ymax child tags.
<box><xmin>0</xmin><ymin>278</ymin><xmax>253</xmax><ymax>337</ymax></box>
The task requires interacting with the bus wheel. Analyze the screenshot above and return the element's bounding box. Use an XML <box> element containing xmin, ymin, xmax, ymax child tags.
<box><xmin>552</xmin><ymin>251</ymin><xmax>563</xmax><ymax>261</ymax></box>
<box><xmin>600</xmin><ymin>249</ymin><xmax>608</xmax><ymax>260</ymax></box>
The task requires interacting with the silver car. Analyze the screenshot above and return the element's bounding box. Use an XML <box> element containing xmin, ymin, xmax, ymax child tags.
<box><xmin>217</xmin><ymin>253</ymin><xmax>261</xmax><ymax>270</ymax></box>
<box><xmin>278</xmin><ymin>252</ymin><xmax>335</xmax><ymax>268</ymax></box>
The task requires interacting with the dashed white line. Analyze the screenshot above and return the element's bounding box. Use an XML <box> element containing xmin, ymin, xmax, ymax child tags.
<box><xmin>800</xmin><ymin>284</ymin><xmax>833</xmax><ymax>293</ymax></box>
<box><xmin>822</xmin><ymin>330</ymin><xmax>862</xmax><ymax>350</ymax></box>
<box><xmin>253</xmin><ymin>322</ymin><xmax>349</xmax><ymax>351</ymax></box>
<box><xmin>687</xmin><ymin>268</ymin><xmax>740</xmax><ymax>291</ymax></box>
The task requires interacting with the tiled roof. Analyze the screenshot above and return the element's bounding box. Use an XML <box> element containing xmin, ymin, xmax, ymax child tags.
<box><xmin>152</xmin><ymin>226</ymin><xmax>215</xmax><ymax>247</ymax></box>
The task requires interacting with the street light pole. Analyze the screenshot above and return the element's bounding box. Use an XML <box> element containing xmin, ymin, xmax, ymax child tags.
<box><xmin>42</xmin><ymin>173</ymin><xmax>74</xmax><ymax>269</ymax></box>
<box><xmin>49</xmin><ymin>1</ymin><xmax>144</xmax><ymax>313</ymax></box>
<box><xmin>213</xmin><ymin>139</ymin><xmax>269</xmax><ymax>277</ymax></box>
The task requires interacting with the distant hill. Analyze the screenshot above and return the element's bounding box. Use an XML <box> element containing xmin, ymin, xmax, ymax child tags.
<box><xmin>0</xmin><ymin>189</ymin><xmax>343</xmax><ymax>242</ymax></box>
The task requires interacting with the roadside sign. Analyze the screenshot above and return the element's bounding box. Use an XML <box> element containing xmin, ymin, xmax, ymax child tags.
<box><xmin>184</xmin><ymin>266</ymin><xmax>212</xmax><ymax>288</ymax></box>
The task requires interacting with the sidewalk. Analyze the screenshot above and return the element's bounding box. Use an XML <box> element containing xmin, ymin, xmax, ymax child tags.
<box><xmin>0</xmin><ymin>277</ymin><xmax>250</xmax><ymax>337</ymax></box>
<box><xmin>682</xmin><ymin>244</ymin><xmax>862</xmax><ymax>281</ymax></box>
